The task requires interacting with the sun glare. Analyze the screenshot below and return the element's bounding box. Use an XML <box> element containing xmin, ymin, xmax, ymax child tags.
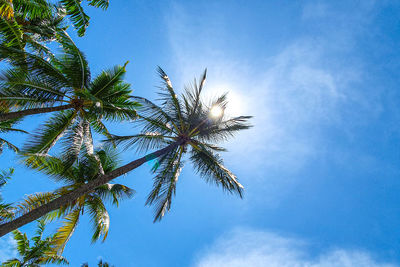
<box><xmin>210</xmin><ymin>105</ymin><xmax>224</xmax><ymax>118</ymax></box>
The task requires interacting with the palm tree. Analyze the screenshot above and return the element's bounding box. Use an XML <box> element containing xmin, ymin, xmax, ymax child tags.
<box><xmin>23</xmin><ymin>146</ymin><xmax>134</xmax><ymax>253</ymax></box>
<box><xmin>0</xmin><ymin>31</ymin><xmax>138</xmax><ymax>165</ymax></box>
<box><xmin>0</xmin><ymin>67</ymin><xmax>252</xmax><ymax>235</ymax></box>
<box><xmin>0</xmin><ymin>0</ymin><xmax>110</xmax><ymax>37</ymax></box>
<box><xmin>1</xmin><ymin>219</ymin><xmax>68</xmax><ymax>266</ymax></box>
<box><xmin>0</xmin><ymin>0</ymin><xmax>66</xmax><ymax>57</ymax></box>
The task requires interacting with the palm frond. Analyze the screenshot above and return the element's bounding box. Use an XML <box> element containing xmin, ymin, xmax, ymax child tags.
<box><xmin>31</xmin><ymin>218</ymin><xmax>46</xmax><ymax>245</ymax></box>
<box><xmin>0</xmin><ymin>137</ymin><xmax>19</xmax><ymax>152</ymax></box>
<box><xmin>22</xmin><ymin>110</ymin><xmax>77</xmax><ymax>154</ymax></box>
<box><xmin>87</xmin><ymin>0</ymin><xmax>109</xmax><ymax>9</ymax></box>
<box><xmin>12</xmin><ymin>0</ymin><xmax>52</xmax><ymax>20</ymax></box>
<box><xmin>60</xmin><ymin>118</ymin><xmax>84</xmax><ymax>169</ymax></box>
<box><xmin>55</xmin><ymin>30</ymin><xmax>90</xmax><ymax>89</ymax></box>
<box><xmin>146</xmin><ymin>146</ymin><xmax>183</xmax><ymax>222</ymax></box>
<box><xmin>197</xmin><ymin>115</ymin><xmax>253</xmax><ymax>142</ymax></box>
<box><xmin>156</xmin><ymin>67</ymin><xmax>184</xmax><ymax>130</ymax></box>
<box><xmin>95</xmin><ymin>183</ymin><xmax>134</xmax><ymax>206</ymax></box>
<box><xmin>86</xmin><ymin>196</ymin><xmax>109</xmax><ymax>242</ymax></box>
<box><xmin>0</xmin><ymin>0</ymin><xmax>13</xmax><ymax>19</ymax></box>
<box><xmin>52</xmin><ymin>207</ymin><xmax>81</xmax><ymax>254</ymax></box>
<box><xmin>0</xmin><ymin>258</ymin><xmax>21</xmax><ymax>266</ymax></box>
<box><xmin>12</xmin><ymin>229</ymin><xmax>29</xmax><ymax>255</ymax></box>
<box><xmin>14</xmin><ymin>192</ymin><xmax>58</xmax><ymax>218</ymax></box>
<box><xmin>0</xmin><ymin>68</ymin><xmax>67</xmax><ymax>108</ymax></box>
<box><xmin>105</xmin><ymin>133</ymin><xmax>172</xmax><ymax>153</ymax></box>
<box><xmin>190</xmin><ymin>144</ymin><xmax>243</xmax><ymax>197</ymax></box>
<box><xmin>24</xmin><ymin>154</ymin><xmax>76</xmax><ymax>184</ymax></box>
<box><xmin>0</xmin><ymin>17</ymin><xmax>23</xmax><ymax>48</ymax></box>
<box><xmin>60</xmin><ymin>0</ymin><xmax>89</xmax><ymax>37</ymax></box>
<box><xmin>90</xmin><ymin>62</ymin><xmax>128</xmax><ymax>97</ymax></box>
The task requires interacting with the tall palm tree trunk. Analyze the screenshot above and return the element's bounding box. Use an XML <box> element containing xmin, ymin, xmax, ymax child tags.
<box><xmin>0</xmin><ymin>104</ymin><xmax>74</xmax><ymax>122</ymax></box>
<box><xmin>0</xmin><ymin>141</ymin><xmax>180</xmax><ymax>237</ymax></box>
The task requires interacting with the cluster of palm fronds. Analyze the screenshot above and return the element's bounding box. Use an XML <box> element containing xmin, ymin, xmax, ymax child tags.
<box><xmin>0</xmin><ymin>0</ymin><xmax>252</xmax><ymax>265</ymax></box>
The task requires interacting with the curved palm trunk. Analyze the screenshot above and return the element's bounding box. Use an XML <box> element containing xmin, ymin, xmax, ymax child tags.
<box><xmin>0</xmin><ymin>142</ymin><xmax>180</xmax><ymax>237</ymax></box>
<box><xmin>0</xmin><ymin>104</ymin><xmax>74</xmax><ymax>122</ymax></box>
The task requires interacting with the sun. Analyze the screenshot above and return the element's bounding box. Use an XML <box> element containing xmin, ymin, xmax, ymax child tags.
<box><xmin>210</xmin><ymin>105</ymin><xmax>224</xmax><ymax>118</ymax></box>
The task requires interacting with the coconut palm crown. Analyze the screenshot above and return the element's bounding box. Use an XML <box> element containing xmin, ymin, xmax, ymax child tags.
<box><xmin>1</xmin><ymin>219</ymin><xmax>68</xmax><ymax>266</ymax></box>
<box><xmin>107</xmin><ymin>67</ymin><xmax>252</xmax><ymax>221</ymax></box>
<box><xmin>23</xmin><ymin>146</ymin><xmax>134</xmax><ymax>253</ymax></box>
<box><xmin>0</xmin><ymin>0</ymin><xmax>110</xmax><ymax>38</ymax></box>
<box><xmin>0</xmin><ymin>31</ymin><xmax>138</xmax><ymax>165</ymax></box>
<box><xmin>0</xmin><ymin>0</ymin><xmax>67</xmax><ymax>57</ymax></box>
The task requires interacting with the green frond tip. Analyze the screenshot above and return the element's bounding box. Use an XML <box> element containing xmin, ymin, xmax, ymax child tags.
<box><xmin>123</xmin><ymin>60</ymin><xmax>129</xmax><ymax>69</ymax></box>
<box><xmin>88</xmin><ymin>0</ymin><xmax>109</xmax><ymax>10</ymax></box>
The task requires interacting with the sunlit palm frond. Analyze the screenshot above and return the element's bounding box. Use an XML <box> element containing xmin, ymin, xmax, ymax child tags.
<box><xmin>190</xmin><ymin>144</ymin><xmax>243</xmax><ymax>197</ymax></box>
<box><xmin>156</xmin><ymin>67</ymin><xmax>184</xmax><ymax>129</ymax></box>
<box><xmin>12</xmin><ymin>229</ymin><xmax>29</xmax><ymax>255</ymax></box>
<box><xmin>0</xmin><ymin>0</ymin><xmax>14</xmax><ymax>20</ymax></box>
<box><xmin>86</xmin><ymin>196</ymin><xmax>109</xmax><ymax>242</ymax></box>
<box><xmin>106</xmin><ymin>133</ymin><xmax>172</xmax><ymax>153</ymax></box>
<box><xmin>0</xmin><ymin>258</ymin><xmax>21</xmax><ymax>266</ymax></box>
<box><xmin>3</xmin><ymin>219</ymin><xmax>69</xmax><ymax>266</ymax></box>
<box><xmin>146</xmin><ymin>146</ymin><xmax>183</xmax><ymax>222</ymax></box>
<box><xmin>196</xmin><ymin>115</ymin><xmax>253</xmax><ymax>142</ymax></box>
<box><xmin>52</xmin><ymin>207</ymin><xmax>81</xmax><ymax>254</ymax></box>
<box><xmin>24</xmin><ymin>154</ymin><xmax>76</xmax><ymax>184</ymax></box>
<box><xmin>60</xmin><ymin>118</ymin><xmax>84</xmax><ymax>169</ymax></box>
<box><xmin>14</xmin><ymin>192</ymin><xmax>59</xmax><ymax>217</ymax></box>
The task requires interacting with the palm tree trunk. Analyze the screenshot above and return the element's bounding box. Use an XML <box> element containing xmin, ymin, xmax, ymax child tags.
<box><xmin>0</xmin><ymin>104</ymin><xmax>74</xmax><ymax>122</ymax></box>
<box><xmin>0</xmin><ymin>142</ymin><xmax>180</xmax><ymax>237</ymax></box>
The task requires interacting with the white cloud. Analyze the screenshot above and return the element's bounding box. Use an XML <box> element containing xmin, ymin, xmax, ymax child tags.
<box><xmin>0</xmin><ymin>235</ymin><xmax>17</xmax><ymax>262</ymax></box>
<box><xmin>192</xmin><ymin>229</ymin><xmax>397</xmax><ymax>267</ymax></box>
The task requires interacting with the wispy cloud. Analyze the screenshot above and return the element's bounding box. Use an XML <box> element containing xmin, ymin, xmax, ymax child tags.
<box><xmin>0</xmin><ymin>236</ymin><xmax>17</xmax><ymax>262</ymax></box>
<box><xmin>192</xmin><ymin>228</ymin><xmax>397</xmax><ymax>267</ymax></box>
<box><xmin>166</xmin><ymin>1</ymin><xmax>382</xmax><ymax>168</ymax></box>
<box><xmin>164</xmin><ymin>1</ymin><xmax>388</xmax><ymax>207</ymax></box>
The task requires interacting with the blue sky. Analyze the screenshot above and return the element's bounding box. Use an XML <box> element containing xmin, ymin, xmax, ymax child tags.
<box><xmin>1</xmin><ymin>0</ymin><xmax>400</xmax><ymax>266</ymax></box>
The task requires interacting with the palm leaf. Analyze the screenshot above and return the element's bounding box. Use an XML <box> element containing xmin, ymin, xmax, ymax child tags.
<box><xmin>55</xmin><ymin>30</ymin><xmax>90</xmax><ymax>89</ymax></box>
<box><xmin>60</xmin><ymin>0</ymin><xmax>89</xmax><ymax>37</ymax></box>
<box><xmin>190</xmin><ymin>144</ymin><xmax>243</xmax><ymax>197</ymax></box>
<box><xmin>87</xmin><ymin>0</ymin><xmax>109</xmax><ymax>9</ymax></box>
<box><xmin>86</xmin><ymin>196</ymin><xmax>109</xmax><ymax>242</ymax></box>
<box><xmin>0</xmin><ymin>0</ymin><xmax>13</xmax><ymax>19</ymax></box>
<box><xmin>52</xmin><ymin>207</ymin><xmax>81</xmax><ymax>254</ymax></box>
<box><xmin>12</xmin><ymin>229</ymin><xmax>29</xmax><ymax>255</ymax></box>
<box><xmin>146</xmin><ymin>146</ymin><xmax>183</xmax><ymax>222</ymax></box>
<box><xmin>0</xmin><ymin>17</ymin><xmax>23</xmax><ymax>48</ymax></box>
<box><xmin>22</xmin><ymin>110</ymin><xmax>77</xmax><ymax>154</ymax></box>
